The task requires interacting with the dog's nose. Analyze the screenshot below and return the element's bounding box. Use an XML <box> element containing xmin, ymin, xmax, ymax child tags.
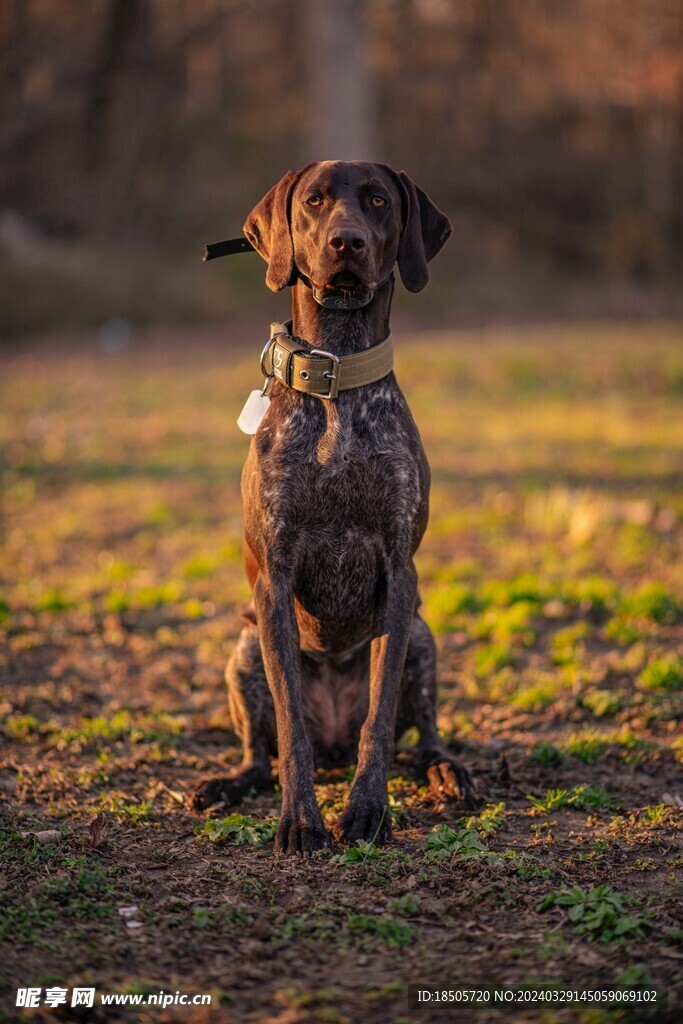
<box><xmin>327</xmin><ymin>228</ymin><xmax>367</xmax><ymax>254</ymax></box>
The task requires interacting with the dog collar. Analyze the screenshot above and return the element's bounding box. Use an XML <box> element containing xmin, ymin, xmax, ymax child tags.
<box><xmin>260</xmin><ymin>320</ymin><xmax>393</xmax><ymax>401</ymax></box>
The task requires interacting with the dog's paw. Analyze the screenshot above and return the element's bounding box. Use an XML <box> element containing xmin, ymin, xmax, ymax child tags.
<box><xmin>275</xmin><ymin>809</ymin><xmax>330</xmax><ymax>857</ymax></box>
<box><xmin>336</xmin><ymin>793</ymin><xmax>392</xmax><ymax>845</ymax></box>
<box><xmin>189</xmin><ymin>769</ymin><xmax>270</xmax><ymax>812</ymax></box>
<box><xmin>425</xmin><ymin>757</ymin><xmax>478</xmax><ymax>807</ymax></box>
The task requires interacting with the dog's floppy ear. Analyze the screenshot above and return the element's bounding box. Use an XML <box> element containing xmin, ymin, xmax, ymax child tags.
<box><xmin>243</xmin><ymin>168</ymin><xmax>309</xmax><ymax>292</ymax></box>
<box><xmin>392</xmin><ymin>170</ymin><xmax>452</xmax><ymax>293</ymax></box>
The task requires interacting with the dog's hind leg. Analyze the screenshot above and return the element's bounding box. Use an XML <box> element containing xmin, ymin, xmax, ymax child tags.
<box><xmin>191</xmin><ymin>613</ymin><xmax>276</xmax><ymax>811</ymax></box>
<box><xmin>396</xmin><ymin>611</ymin><xmax>476</xmax><ymax>804</ymax></box>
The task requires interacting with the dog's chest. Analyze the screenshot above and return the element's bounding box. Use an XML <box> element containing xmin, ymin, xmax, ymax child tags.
<box><xmin>242</xmin><ymin>380</ymin><xmax>429</xmax><ymax>648</ymax></box>
<box><xmin>251</xmin><ymin>382</ymin><xmax>426</xmax><ymax>547</ymax></box>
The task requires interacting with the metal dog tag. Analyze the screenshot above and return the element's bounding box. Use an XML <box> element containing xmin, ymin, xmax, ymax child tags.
<box><xmin>237</xmin><ymin>389</ymin><xmax>271</xmax><ymax>434</ymax></box>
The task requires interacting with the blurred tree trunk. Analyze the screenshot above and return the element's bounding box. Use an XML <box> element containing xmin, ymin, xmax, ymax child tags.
<box><xmin>306</xmin><ymin>0</ymin><xmax>375</xmax><ymax>160</ymax></box>
<box><xmin>84</xmin><ymin>0</ymin><xmax>151</xmax><ymax>168</ymax></box>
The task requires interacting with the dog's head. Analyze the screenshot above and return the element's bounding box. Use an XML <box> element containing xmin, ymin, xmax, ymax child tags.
<box><xmin>243</xmin><ymin>160</ymin><xmax>452</xmax><ymax>302</ymax></box>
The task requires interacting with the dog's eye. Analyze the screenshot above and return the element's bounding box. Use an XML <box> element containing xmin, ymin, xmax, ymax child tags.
<box><xmin>371</xmin><ymin>195</ymin><xmax>387</xmax><ymax>207</ymax></box>
<box><xmin>306</xmin><ymin>194</ymin><xmax>323</xmax><ymax>207</ymax></box>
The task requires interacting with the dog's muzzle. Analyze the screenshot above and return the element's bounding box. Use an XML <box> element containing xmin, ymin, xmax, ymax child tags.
<box><xmin>202</xmin><ymin>236</ymin><xmax>377</xmax><ymax>311</ymax></box>
<box><xmin>309</xmin><ymin>284</ymin><xmax>374</xmax><ymax>311</ymax></box>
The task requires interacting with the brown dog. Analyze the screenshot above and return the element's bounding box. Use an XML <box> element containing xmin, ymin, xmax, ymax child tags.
<box><xmin>193</xmin><ymin>161</ymin><xmax>474</xmax><ymax>854</ymax></box>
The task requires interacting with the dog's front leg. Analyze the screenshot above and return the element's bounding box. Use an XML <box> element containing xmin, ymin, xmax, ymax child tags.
<box><xmin>253</xmin><ymin>572</ymin><xmax>330</xmax><ymax>855</ymax></box>
<box><xmin>337</xmin><ymin>564</ymin><xmax>418</xmax><ymax>845</ymax></box>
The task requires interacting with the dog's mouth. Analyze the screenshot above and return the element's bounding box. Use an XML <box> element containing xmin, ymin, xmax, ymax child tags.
<box><xmin>307</xmin><ymin>268</ymin><xmax>378</xmax><ymax>311</ymax></box>
<box><xmin>325</xmin><ymin>270</ymin><xmax>371</xmax><ymax>294</ymax></box>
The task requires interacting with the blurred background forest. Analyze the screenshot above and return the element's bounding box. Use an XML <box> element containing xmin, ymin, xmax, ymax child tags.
<box><xmin>1</xmin><ymin>0</ymin><xmax>683</xmax><ymax>338</ymax></box>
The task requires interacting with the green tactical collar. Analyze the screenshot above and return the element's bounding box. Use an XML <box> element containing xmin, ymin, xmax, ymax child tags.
<box><xmin>260</xmin><ymin>321</ymin><xmax>393</xmax><ymax>401</ymax></box>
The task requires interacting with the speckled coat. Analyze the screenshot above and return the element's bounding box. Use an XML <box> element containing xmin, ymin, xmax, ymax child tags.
<box><xmin>193</xmin><ymin>162</ymin><xmax>474</xmax><ymax>854</ymax></box>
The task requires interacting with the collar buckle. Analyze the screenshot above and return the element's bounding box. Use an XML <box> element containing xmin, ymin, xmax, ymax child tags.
<box><xmin>308</xmin><ymin>348</ymin><xmax>341</xmax><ymax>400</ymax></box>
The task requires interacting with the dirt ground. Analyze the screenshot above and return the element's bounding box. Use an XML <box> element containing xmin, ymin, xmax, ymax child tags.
<box><xmin>1</xmin><ymin>324</ymin><xmax>682</xmax><ymax>1023</ymax></box>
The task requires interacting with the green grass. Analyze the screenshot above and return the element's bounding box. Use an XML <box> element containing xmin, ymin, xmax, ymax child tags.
<box><xmin>462</xmin><ymin>801</ymin><xmax>507</xmax><ymax>834</ymax></box>
<box><xmin>623</xmin><ymin>583</ymin><xmax>682</xmax><ymax>624</ymax></box>
<box><xmin>532</xmin><ymin>741</ymin><xmax>565</xmax><ymax>766</ymax></box>
<box><xmin>582</xmin><ymin>688</ymin><xmax>622</xmax><ymax>718</ymax></box>
<box><xmin>511</xmin><ymin>677</ymin><xmax>560</xmax><ymax>711</ymax></box>
<box><xmin>347</xmin><ymin>914</ymin><xmax>413</xmax><ymax>948</ymax></box>
<box><xmin>197</xmin><ymin>814</ymin><xmax>278</xmax><ymax>847</ymax></box>
<box><xmin>527</xmin><ymin>785</ymin><xmax>612</xmax><ymax>815</ymax></box>
<box><xmin>637</xmin><ymin>654</ymin><xmax>683</xmax><ymax>692</ymax></box>
<box><xmin>537</xmin><ymin>885</ymin><xmax>651</xmax><ymax>943</ymax></box>
<box><xmin>423</xmin><ymin>826</ymin><xmax>492</xmax><ymax>862</ymax></box>
<box><xmin>473</xmin><ymin>642</ymin><xmax>514</xmax><ymax>677</ymax></box>
<box><xmin>1</xmin><ymin>326</ymin><xmax>682</xmax><ymax>1018</ymax></box>
<box><xmin>331</xmin><ymin>841</ymin><xmax>384</xmax><ymax>866</ymax></box>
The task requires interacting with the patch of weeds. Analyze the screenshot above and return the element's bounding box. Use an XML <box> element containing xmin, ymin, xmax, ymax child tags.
<box><xmin>386</xmin><ymin>893</ymin><xmax>421</xmax><ymax>917</ymax></box>
<box><xmin>277</xmin><ymin>911</ymin><xmax>339</xmax><ymax>943</ymax></box>
<box><xmin>221</xmin><ymin>905</ymin><xmax>256</xmax><ymax>928</ymax></box>
<box><xmin>0</xmin><ymin>597</ymin><xmax>10</xmax><ymax>623</ymax></box>
<box><xmin>537</xmin><ymin>885</ymin><xmax>651</xmax><ymax>943</ymax></box>
<box><xmin>563</xmin><ymin>576</ymin><xmax>619</xmax><ymax>619</ymax></box>
<box><xmin>473</xmin><ymin>602</ymin><xmax>537</xmax><ymax>645</ymax></box>
<box><xmin>631</xmin><ymin>858</ymin><xmax>657</xmax><ymax>871</ymax></box>
<box><xmin>56</xmin><ymin>710</ymin><xmax>182</xmax><ymax>749</ymax></box>
<box><xmin>528</xmin><ymin>785</ymin><xmax>612</xmax><ymax>816</ymax></box>
<box><xmin>183</xmin><ymin>597</ymin><xmax>209</xmax><ymax>619</ymax></box>
<box><xmin>36</xmin><ymin>588</ymin><xmax>76</xmax><ymax>612</ymax></box>
<box><xmin>462</xmin><ymin>801</ymin><xmax>507</xmax><ymax>834</ymax></box>
<box><xmin>197</xmin><ymin>814</ymin><xmax>277</xmax><ymax>846</ymax></box>
<box><xmin>105</xmin><ymin>590</ymin><xmax>130</xmax><ymax>613</ymax></box>
<box><xmin>0</xmin><ymin>827</ymin><xmax>64</xmax><ymax>869</ymax></box>
<box><xmin>562</xmin><ymin>726</ymin><xmax>651</xmax><ymax>763</ymax></box>
<box><xmin>388</xmin><ymin>793</ymin><xmax>409</xmax><ymax>828</ymax></box>
<box><xmin>608</xmin><ymin>726</ymin><xmax>653</xmax><ymax>757</ymax></box>
<box><xmin>29</xmin><ymin>860</ymin><xmax>116</xmax><ymax>928</ymax></box>
<box><xmin>511</xmin><ymin>676</ymin><xmax>559</xmax><ymax>712</ymax></box>
<box><xmin>641</xmin><ymin>803</ymin><xmax>672</xmax><ymax>826</ymax></box>
<box><xmin>582</xmin><ymin>688</ymin><xmax>621</xmax><ymax>718</ymax></box>
<box><xmin>4</xmin><ymin>713</ymin><xmax>44</xmax><ymax>742</ymax></box>
<box><xmin>133</xmin><ymin>582</ymin><xmax>183</xmax><ymax>608</ymax></box>
<box><xmin>591</xmin><ymin>837</ymin><xmax>619</xmax><ymax>853</ymax></box>
<box><xmin>192</xmin><ymin>907</ymin><xmax>212</xmax><ymax>928</ymax></box>
<box><xmin>98</xmin><ymin>792</ymin><xmax>152</xmax><ymax>823</ymax></box>
<box><xmin>474</xmin><ymin>642</ymin><xmax>514</xmax><ymax>678</ymax></box>
<box><xmin>503</xmin><ymin>851</ymin><xmax>551</xmax><ymax>880</ymax></box>
<box><xmin>0</xmin><ymin>905</ymin><xmax>58</xmax><ymax>943</ymax></box>
<box><xmin>106</xmin><ymin>559</ymin><xmax>136</xmax><ymax>581</ymax></box>
<box><xmin>604</xmin><ymin>616</ymin><xmax>650</xmax><ymax>647</ymax></box>
<box><xmin>637</xmin><ymin>653</ymin><xmax>683</xmax><ymax>692</ymax></box>
<box><xmin>105</xmin><ymin>582</ymin><xmax>183</xmax><ymax>613</ymax></box>
<box><xmin>565</xmin><ymin>724</ymin><xmax>614</xmax><ymax>765</ymax></box>
<box><xmin>423</xmin><ymin>826</ymin><xmax>493</xmax><ymax>862</ymax></box>
<box><xmin>615</xmin><ymin>523</ymin><xmax>657</xmax><ymax>567</ymax></box>
<box><xmin>615</xmin><ymin>964</ymin><xmax>654</xmax><ymax>990</ymax></box>
<box><xmin>424</xmin><ymin>582</ymin><xmax>478</xmax><ymax>631</ymax></box>
<box><xmin>181</xmin><ymin>553</ymin><xmax>220</xmax><ymax>579</ymax></box>
<box><xmin>347</xmin><ymin>914</ymin><xmax>413</xmax><ymax>948</ymax></box>
<box><xmin>550</xmin><ymin>622</ymin><xmax>590</xmax><ymax>666</ymax></box>
<box><xmin>533</xmin><ymin>741</ymin><xmax>565</xmax><ymax>766</ymax></box>
<box><xmin>622</xmin><ymin>582</ymin><xmax>682</xmax><ymax>624</ymax></box>
<box><xmin>331</xmin><ymin>840</ymin><xmax>383</xmax><ymax>866</ymax></box>
<box><xmin>479</xmin><ymin>575</ymin><xmax>550</xmax><ymax>609</ymax></box>
<box><xmin>563</xmin><ymin>727</ymin><xmax>605</xmax><ymax>763</ymax></box>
